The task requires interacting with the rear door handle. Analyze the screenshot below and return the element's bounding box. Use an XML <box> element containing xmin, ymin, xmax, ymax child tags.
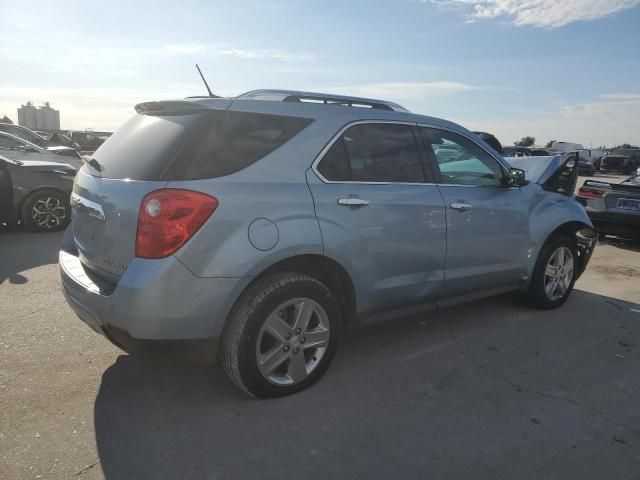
<box><xmin>450</xmin><ymin>202</ymin><xmax>472</xmax><ymax>211</ymax></box>
<box><xmin>338</xmin><ymin>198</ymin><xmax>370</xmax><ymax>207</ymax></box>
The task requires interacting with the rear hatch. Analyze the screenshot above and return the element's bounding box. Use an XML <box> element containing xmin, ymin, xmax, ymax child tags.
<box><xmin>70</xmin><ymin>97</ymin><xmax>312</xmax><ymax>281</ymax></box>
<box><xmin>71</xmin><ymin>99</ymin><xmax>231</xmax><ymax>281</ymax></box>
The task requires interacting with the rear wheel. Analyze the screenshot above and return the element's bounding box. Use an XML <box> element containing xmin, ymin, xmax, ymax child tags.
<box><xmin>525</xmin><ymin>235</ymin><xmax>578</xmax><ymax>309</ymax></box>
<box><xmin>21</xmin><ymin>189</ymin><xmax>70</xmax><ymax>232</ymax></box>
<box><xmin>221</xmin><ymin>272</ymin><xmax>341</xmax><ymax>398</ymax></box>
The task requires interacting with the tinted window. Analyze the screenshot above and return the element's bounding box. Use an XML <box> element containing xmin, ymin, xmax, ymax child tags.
<box><xmin>422</xmin><ymin>128</ymin><xmax>505</xmax><ymax>187</ymax></box>
<box><xmin>317</xmin><ymin>123</ymin><xmax>426</xmax><ymax>183</ymax></box>
<box><xmin>176</xmin><ymin>111</ymin><xmax>312</xmax><ymax>180</ymax></box>
<box><xmin>0</xmin><ymin>135</ymin><xmax>23</xmax><ymax>149</ymax></box>
<box><xmin>92</xmin><ymin>111</ymin><xmax>311</xmax><ymax>180</ymax></box>
<box><xmin>317</xmin><ymin>139</ymin><xmax>350</xmax><ymax>181</ymax></box>
<box><xmin>92</xmin><ymin>113</ymin><xmax>207</xmax><ymax>179</ymax></box>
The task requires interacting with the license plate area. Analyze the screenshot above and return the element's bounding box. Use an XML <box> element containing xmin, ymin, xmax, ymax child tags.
<box><xmin>616</xmin><ymin>198</ymin><xmax>640</xmax><ymax>211</ymax></box>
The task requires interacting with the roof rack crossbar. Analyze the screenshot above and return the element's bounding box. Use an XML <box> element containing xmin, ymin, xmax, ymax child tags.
<box><xmin>235</xmin><ymin>89</ymin><xmax>410</xmax><ymax>113</ymax></box>
<box><xmin>282</xmin><ymin>94</ymin><xmax>394</xmax><ymax>111</ymax></box>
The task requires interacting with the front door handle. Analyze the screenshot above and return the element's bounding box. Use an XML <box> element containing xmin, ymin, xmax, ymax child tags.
<box><xmin>338</xmin><ymin>198</ymin><xmax>370</xmax><ymax>207</ymax></box>
<box><xmin>450</xmin><ymin>202</ymin><xmax>472</xmax><ymax>211</ymax></box>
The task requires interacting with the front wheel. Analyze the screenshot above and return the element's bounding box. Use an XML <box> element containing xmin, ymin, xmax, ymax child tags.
<box><xmin>221</xmin><ymin>273</ymin><xmax>341</xmax><ymax>398</ymax></box>
<box><xmin>20</xmin><ymin>189</ymin><xmax>71</xmax><ymax>232</ymax></box>
<box><xmin>525</xmin><ymin>235</ymin><xmax>578</xmax><ymax>309</ymax></box>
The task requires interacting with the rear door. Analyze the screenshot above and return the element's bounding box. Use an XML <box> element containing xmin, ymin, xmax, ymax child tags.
<box><xmin>308</xmin><ymin>121</ymin><xmax>447</xmax><ymax>313</ymax></box>
<box><xmin>419</xmin><ymin>127</ymin><xmax>529</xmax><ymax>300</ymax></box>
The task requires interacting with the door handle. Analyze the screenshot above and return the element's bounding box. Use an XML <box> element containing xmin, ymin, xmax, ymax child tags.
<box><xmin>450</xmin><ymin>202</ymin><xmax>472</xmax><ymax>211</ymax></box>
<box><xmin>338</xmin><ymin>198</ymin><xmax>370</xmax><ymax>207</ymax></box>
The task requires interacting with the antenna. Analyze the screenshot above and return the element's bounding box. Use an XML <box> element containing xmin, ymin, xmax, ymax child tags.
<box><xmin>195</xmin><ymin>64</ymin><xmax>219</xmax><ymax>98</ymax></box>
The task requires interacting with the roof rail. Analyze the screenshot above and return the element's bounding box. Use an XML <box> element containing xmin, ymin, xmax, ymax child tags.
<box><xmin>236</xmin><ymin>89</ymin><xmax>410</xmax><ymax>113</ymax></box>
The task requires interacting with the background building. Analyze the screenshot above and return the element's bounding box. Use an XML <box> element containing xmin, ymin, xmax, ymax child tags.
<box><xmin>17</xmin><ymin>102</ymin><xmax>60</xmax><ymax>131</ymax></box>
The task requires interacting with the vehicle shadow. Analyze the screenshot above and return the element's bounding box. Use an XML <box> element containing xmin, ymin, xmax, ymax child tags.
<box><xmin>0</xmin><ymin>223</ymin><xmax>63</xmax><ymax>284</ymax></box>
<box><xmin>93</xmin><ymin>290</ymin><xmax>640</xmax><ymax>480</ymax></box>
<box><xmin>598</xmin><ymin>236</ymin><xmax>640</xmax><ymax>253</ymax></box>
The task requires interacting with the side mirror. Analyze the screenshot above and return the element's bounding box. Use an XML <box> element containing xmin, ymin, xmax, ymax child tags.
<box><xmin>508</xmin><ymin>168</ymin><xmax>526</xmax><ymax>187</ymax></box>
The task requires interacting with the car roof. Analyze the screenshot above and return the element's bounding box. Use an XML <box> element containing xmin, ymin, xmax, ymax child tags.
<box><xmin>183</xmin><ymin>90</ymin><xmax>469</xmax><ymax>135</ymax></box>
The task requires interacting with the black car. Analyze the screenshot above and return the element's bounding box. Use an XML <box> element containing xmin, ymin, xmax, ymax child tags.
<box><xmin>473</xmin><ymin>131</ymin><xmax>503</xmax><ymax>154</ymax></box>
<box><xmin>0</xmin><ymin>155</ymin><xmax>76</xmax><ymax>232</ymax></box>
<box><xmin>600</xmin><ymin>149</ymin><xmax>640</xmax><ymax>174</ymax></box>
<box><xmin>69</xmin><ymin>131</ymin><xmax>109</xmax><ymax>152</ymax></box>
<box><xmin>576</xmin><ymin>175</ymin><xmax>640</xmax><ymax>240</ymax></box>
<box><xmin>47</xmin><ymin>132</ymin><xmax>81</xmax><ymax>151</ymax></box>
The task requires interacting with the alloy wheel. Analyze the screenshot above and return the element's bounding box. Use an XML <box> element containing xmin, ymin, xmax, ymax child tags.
<box><xmin>256</xmin><ymin>297</ymin><xmax>330</xmax><ymax>386</ymax></box>
<box><xmin>31</xmin><ymin>196</ymin><xmax>67</xmax><ymax>230</ymax></box>
<box><xmin>543</xmin><ymin>246</ymin><xmax>574</xmax><ymax>301</ymax></box>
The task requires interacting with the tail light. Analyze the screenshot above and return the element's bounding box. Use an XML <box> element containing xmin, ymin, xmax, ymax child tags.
<box><xmin>576</xmin><ymin>187</ymin><xmax>604</xmax><ymax>199</ymax></box>
<box><xmin>136</xmin><ymin>189</ymin><xmax>218</xmax><ymax>259</ymax></box>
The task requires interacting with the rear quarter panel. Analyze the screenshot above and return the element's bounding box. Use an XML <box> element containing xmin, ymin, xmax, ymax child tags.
<box><xmin>171</xmin><ymin>178</ymin><xmax>323</xmax><ymax>278</ymax></box>
<box><xmin>170</xmin><ymin>112</ymin><xmax>345</xmax><ymax>278</ymax></box>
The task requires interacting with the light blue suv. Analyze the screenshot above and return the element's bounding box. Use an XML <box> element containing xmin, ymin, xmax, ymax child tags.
<box><xmin>59</xmin><ymin>90</ymin><xmax>596</xmax><ymax>397</ymax></box>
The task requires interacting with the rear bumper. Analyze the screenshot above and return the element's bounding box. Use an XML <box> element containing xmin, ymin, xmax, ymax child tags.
<box><xmin>59</xmin><ymin>229</ymin><xmax>251</xmax><ymax>346</ymax></box>
<box><xmin>588</xmin><ymin>211</ymin><xmax>640</xmax><ymax>239</ymax></box>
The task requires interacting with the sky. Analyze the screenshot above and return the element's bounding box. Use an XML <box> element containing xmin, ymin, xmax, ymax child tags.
<box><xmin>1</xmin><ymin>0</ymin><xmax>639</xmax><ymax>147</ymax></box>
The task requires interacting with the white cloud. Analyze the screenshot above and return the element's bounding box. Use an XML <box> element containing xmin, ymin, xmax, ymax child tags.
<box><xmin>0</xmin><ymin>85</ymin><xmax>197</xmax><ymax>131</ymax></box>
<box><xmin>466</xmin><ymin>93</ymin><xmax>640</xmax><ymax>147</ymax></box>
<box><xmin>599</xmin><ymin>93</ymin><xmax>640</xmax><ymax>101</ymax></box>
<box><xmin>220</xmin><ymin>48</ymin><xmax>319</xmax><ymax>62</ymax></box>
<box><xmin>159</xmin><ymin>43</ymin><xmax>209</xmax><ymax>55</ymax></box>
<box><xmin>427</xmin><ymin>0</ymin><xmax>640</xmax><ymax>27</ymax></box>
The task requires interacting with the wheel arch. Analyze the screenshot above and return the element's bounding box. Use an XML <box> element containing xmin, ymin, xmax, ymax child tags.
<box><xmin>228</xmin><ymin>253</ymin><xmax>357</xmax><ymax>331</ymax></box>
<box><xmin>18</xmin><ymin>185</ymin><xmax>70</xmax><ymax>220</ymax></box>
<box><xmin>525</xmin><ymin>220</ymin><xmax>596</xmax><ymax>290</ymax></box>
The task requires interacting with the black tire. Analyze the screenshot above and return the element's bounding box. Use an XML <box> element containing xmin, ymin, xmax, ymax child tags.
<box><xmin>221</xmin><ymin>272</ymin><xmax>341</xmax><ymax>398</ymax></box>
<box><xmin>525</xmin><ymin>235</ymin><xmax>578</xmax><ymax>309</ymax></box>
<box><xmin>20</xmin><ymin>189</ymin><xmax>71</xmax><ymax>232</ymax></box>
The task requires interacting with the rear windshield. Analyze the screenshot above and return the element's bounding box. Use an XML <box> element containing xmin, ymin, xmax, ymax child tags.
<box><xmin>91</xmin><ymin>110</ymin><xmax>312</xmax><ymax>180</ymax></box>
<box><xmin>92</xmin><ymin>113</ymin><xmax>205</xmax><ymax>179</ymax></box>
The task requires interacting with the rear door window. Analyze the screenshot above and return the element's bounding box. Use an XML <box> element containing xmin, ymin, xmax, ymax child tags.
<box><xmin>316</xmin><ymin>123</ymin><xmax>427</xmax><ymax>183</ymax></box>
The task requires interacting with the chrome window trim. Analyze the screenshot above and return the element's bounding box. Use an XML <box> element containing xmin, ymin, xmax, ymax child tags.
<box><xmin>311</xmin><ymin>120</ymin><xmax>514</xmax><ymax>188</ymax></box>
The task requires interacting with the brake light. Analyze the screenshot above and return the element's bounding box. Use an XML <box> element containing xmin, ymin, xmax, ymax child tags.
<box><xmin>136</xmin><ymin>189</ymin><xmax>218</xmax><ymax>259</ymax></box>
<box><xmin>576</xmin><ymin>187</ymin><xmax>604</xmax><ymax>199</ymax></box>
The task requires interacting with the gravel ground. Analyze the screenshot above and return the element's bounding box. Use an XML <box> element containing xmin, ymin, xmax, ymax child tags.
<box><xmin>1</xmin><ymin>202</ymin><xmax>640</xmax><ymax>479</ymax></box>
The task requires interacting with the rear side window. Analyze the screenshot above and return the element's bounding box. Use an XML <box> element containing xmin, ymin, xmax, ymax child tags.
<box><xmin>90</xmin><ymin>110</ymin><xmax>311</xmax><ymax>180</ymax></box>
<box><xmin>316</xmin><ymin>123</ymin><xmax>427</xmax><ymax>183</ymax></box>
<box><xmin>171</xmin><ymin>111</ymin><xmax>313</xmax><ymax>180</ymax></box>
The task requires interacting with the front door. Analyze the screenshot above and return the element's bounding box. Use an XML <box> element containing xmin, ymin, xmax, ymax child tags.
<box><xmin>308</xmin><ymin>122</ymin><xmax>447</xmax><ymax>314</ymax></box>
<box><xmin>419</xmin><ymin>127</ymin><xmax>529</xmax><ymax>300</ymax></box>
